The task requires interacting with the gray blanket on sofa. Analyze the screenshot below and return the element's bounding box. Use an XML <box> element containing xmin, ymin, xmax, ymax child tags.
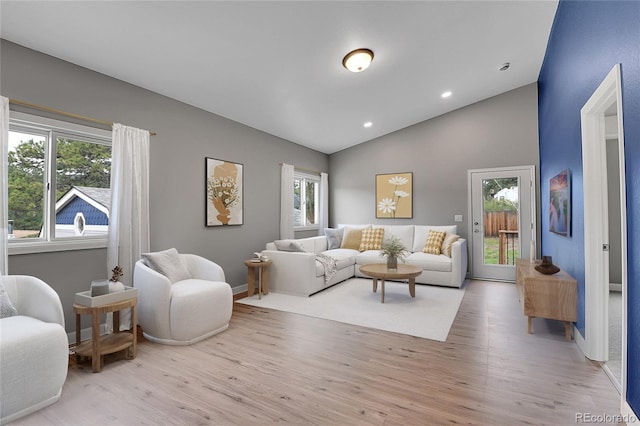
<box><xmin>316</xmin><ymin>253</ymin><xmax>337</xmax><ymax>284</ymax></box>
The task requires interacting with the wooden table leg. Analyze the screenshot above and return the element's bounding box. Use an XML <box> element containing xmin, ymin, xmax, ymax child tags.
<box><xmin>129</xmin><ymin>304</ymin><xmax>138</xmax><ymax>359</ymax></box>
<box><xmin>409</xmin><ymin>278</ymin><xmax>416</xmax><ymax>298</ymax></box>
<box><xmin>258</xmin><ymin>267</ymin><xmax>262</xmax><ymax>300</ymax></box>
<box><xmin>263</xmin><ymin>266</ymin><xmax>269</xmax><ymax>295</ymax></box>
<box><xmin>564</xmin><ymin>322</ymin><xmax>572</xmax><ymax>341</ymax></box>
<box><xmin>381</xmin><ymin>279</ymin><xmax>385</xmax><ymax>303</ymax></box>
<box><xmin>92</xmin><ymin>310</ymin><xmax>101</xmax><ymax>373</ymax></box>
<box><xmin>75</xmin><ymin>313</ymin><xmax>83</xmax><ymax>363</ymax></box>
<box><xmin>247</xmin><ymin>267</ymin><xmax>255</xmax><ymax>297</ymax></box>
<box><xmin>527</xmin><ymin>316</ymin><xmax>533</xmax><ymax>334</ymax></box>
<box><xmin>372</xmin><ymin>278</ymin><xmax>378</xmax><ymax>293</ymax></box>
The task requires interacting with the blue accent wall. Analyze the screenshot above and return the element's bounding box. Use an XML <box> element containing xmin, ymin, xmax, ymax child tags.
<box><xmin>56</xmin><ymin>197</ymin><xmax>108</xmax><ymax>226</ymax></box>
<box><xmin>538</xmin><ymin>0</ymin><xmax>640</xmax><ymax>413</ymax></box>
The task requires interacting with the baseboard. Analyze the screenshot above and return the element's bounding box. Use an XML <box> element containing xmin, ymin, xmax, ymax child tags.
<box><xmin>574</xmin><ymin>324</ymin><xmax>588</xmax><ymax>357</ymax></box>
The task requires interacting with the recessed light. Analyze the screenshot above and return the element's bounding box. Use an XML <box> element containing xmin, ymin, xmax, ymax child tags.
<box><xmin>499</xmin><ymin>62</ymin><xmax>510</xmax><ymax>71</ymax></box>
<box><xmin>363</xmin><ymin>122</ymin><xmax>373</xmax><ymax>128</ymax></box>
<box><xmin>441</xmin><ymin>91</ymin><xmax>452</xmax><ymax>98</ymax></box>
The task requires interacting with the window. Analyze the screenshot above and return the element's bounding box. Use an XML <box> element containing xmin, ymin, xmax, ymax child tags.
<box><xmin>294</xmin><ymin>171</ymin><xmax>319</xmax><ymax>229</ymax></box>
<box><xmin>7</xmin><ymin>112</ymin><xmax>112</xmax><ymax>254</ymax></box>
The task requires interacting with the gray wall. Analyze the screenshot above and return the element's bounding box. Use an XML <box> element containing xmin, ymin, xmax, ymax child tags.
<box><xmin>2</xmin><ymin>40</ymin><xmax>328</xmax><ymax>331</ymax></box>
<box><xmin>329</xmin><ymin>83</ymin><xmax>541</xmax><ymax>244</ymax></box>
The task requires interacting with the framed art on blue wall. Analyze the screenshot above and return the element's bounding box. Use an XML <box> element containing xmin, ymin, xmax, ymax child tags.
<box><xmin>549</xmin><ymin>168</ymin><xmax>570</xmax><ymax>236</ymax></box>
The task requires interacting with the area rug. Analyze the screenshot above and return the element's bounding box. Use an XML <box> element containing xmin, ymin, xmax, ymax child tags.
<box><xmin>236</xmin><ymin>278</ymin><xmax>465</xmax><ymax>342</ymax></box>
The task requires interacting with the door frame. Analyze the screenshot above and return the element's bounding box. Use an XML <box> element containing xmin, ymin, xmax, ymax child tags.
<box><xmin>580</xmin><ymin>64</ymin><xmax>628</xmax><ymax>410</ymax></box>
<box><xmin>467</xmin><ymin>165</ymin><xmax>537</xmax><ymax>281</ymax></box>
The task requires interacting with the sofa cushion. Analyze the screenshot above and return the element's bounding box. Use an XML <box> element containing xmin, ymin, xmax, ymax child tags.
<box><xmin>381</xmin><ymin>225</ymin><xmax>414</xmax><ymax>252</ymax></box>
<box><xmin>441</xmin><ymin>233</ymin><xmax>460</xmax><ymax>257</ymax></box>
<box><xmin>324</xmin><ymin>227</ymin><xmax>344</xmax><ymax>250</ymax></box>
<box><xmin>341</xmin><ymin>227</ymin><xmax>365</xmax><ymax>250</ymax></box>
<box><xmin>413</xmin><ymin>225</ymin><xmax>458</xmax><ymax>252</ymax></box>
<box><xmin>359</xmin><ymin>228</ymin><xmax>384</xmax><ymax>251</ymax></box>
<box><xmin>423</xmin><ymin>230</ymin><xmax>447</xmax><ymax>255</ymax></box>
<box><xmin>406</xmin><ymin>252</ymin><xmax>453</xmax><ymax>272</ymax></box>
<box><xmin>142</xmin><ymin>248</ymin><xmax>192</xmax><ymax>284</ymax></box>
<box><xmin>274</xmin><ymin>239</ymin><xmax>307</xmax><ymax>252</ymax></box>
<box><xmin>354</xmin><ymin>250</ymin><xmax>386</xmax><ymax>265</ymax></box>
<box><xmin>316</xmin><ymin>249</ymin><xmax>359</xmax><ymax>276</ymax></box>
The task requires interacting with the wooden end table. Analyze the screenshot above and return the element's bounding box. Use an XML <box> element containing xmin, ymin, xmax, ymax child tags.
<box><xmin>74</xmin><ymin>296</ymin><xmax>137</xmax><ymax>372</ymax></box>
<box><xmin>515</xmin><ymin>259</ymin><xmax>577</xmax><ymax>341</ymax></box>
<box><xmin>359</xmin><ymin>263</ymin><xmax>423</xmax><ymax>303</ymax></box>
<box><xmin>244</xmin><ymin>259</ymin><xmax>272</xmax><ymax>299</ymax></box>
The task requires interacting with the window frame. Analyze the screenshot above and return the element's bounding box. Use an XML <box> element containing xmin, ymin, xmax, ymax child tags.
<box><xmin>294</xmin><ymin>170</ymin><xmax>320</xmax><ymax>231</ymax></box>
<box><xmin>7</xmin><ymin>112</ymin><xmax>112</xmax><ymax>255</ymax></box>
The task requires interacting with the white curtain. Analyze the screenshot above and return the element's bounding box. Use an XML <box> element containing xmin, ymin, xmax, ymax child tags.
<box><xmin>0</xmin><ymin>97</ymin><xmax>9</xmax><ymax>275</ymax></box>
<box><xmin>319</xmin><ymin>172</ymin><xmax>329</xmax><ymax>235</ymax></box>
<box><xmin>280</xmin><ymin>163</ymin><xmax>294</xmax><ymax>239</ymax></box>
<box><xmin>107</xmin><ymin>123</ymin><xmax>150</xmax><ymax>330</ymax></box>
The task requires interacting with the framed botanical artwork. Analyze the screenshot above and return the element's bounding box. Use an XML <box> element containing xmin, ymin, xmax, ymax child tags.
<box><xmin>549</xmin><ymin>168</ymin><xmax>570</xmax><ymax>236</ymax></box>
<box><xmin>376</xmin><ymin>172</ymin><xmax>413</xmax><ymax>218</ymax></box>
<box><xmin>205</xmin><ymin>158</ymin><xmax>243</xmax><ymax>226</ymax></box>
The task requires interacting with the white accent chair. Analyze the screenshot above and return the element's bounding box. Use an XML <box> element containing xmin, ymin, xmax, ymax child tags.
<box><xmin>133</xmin><ymin>254</ymin><xmax>233</xmax><ymax>345</ymax></box>
<box><xmin>0</xmin><ymin>275</ymin><xmax>68</xmax><ymax>425</ymax></box>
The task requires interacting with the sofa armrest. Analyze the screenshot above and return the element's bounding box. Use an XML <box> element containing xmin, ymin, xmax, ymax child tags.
<box><xmin>181</xmin><ymin>254</ymin><xmax>226</xmax><ymax>282</ymax></box>
<box><xmin>450</xmin><ymin>238</ymin><xmax>468</xmax><ymax>286</ymax></box>
<box><xmin>2</xmin><ymin>275</ymin><xmax>65</xmax><ymax>327</ymax></box>
<box><xmin>133</xmin><ymin>260</ymin><xmax>173</xmax><ymax>339</ymax></box>
<box><xmin>260</xmin><ymin>249</ymin><xmax>320</xmax><ymax>295</ymax></box>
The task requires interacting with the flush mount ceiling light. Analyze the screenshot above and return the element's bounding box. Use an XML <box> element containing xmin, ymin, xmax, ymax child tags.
<box><xmin>363</xmin><ymin>121</ymin><xmax>373</xmax><ymax>128</ymax></box>
<box><xmin>342</xmin><ymin>48</ymin><xmax>374</xmax><ymax>72</ymax></box>
<box><xmin>441</xmin><ymin>91</ymin><xmax>452</xmax><ymax>98</ymax></box>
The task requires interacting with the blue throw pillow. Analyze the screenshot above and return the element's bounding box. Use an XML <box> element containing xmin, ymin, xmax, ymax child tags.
<box><xmin>325</xmin><ymin>227</ymin><xmax>344</xmax><ymax>250</ymax></box>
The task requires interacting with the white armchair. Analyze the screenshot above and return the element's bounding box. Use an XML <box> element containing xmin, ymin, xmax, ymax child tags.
<box><xmin>133</xmin><ymin>254</ymin><xmax>233</xmax><ymax>345</ymax></box>
<box><xmin>0</xmin><ymin>275</ymin><xmax>69</xmax><ymax>425</ymax></box>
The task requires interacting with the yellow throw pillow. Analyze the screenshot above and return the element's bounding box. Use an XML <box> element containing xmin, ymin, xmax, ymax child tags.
<box><xmin>341</xmin><ymin>228</ymin><xmax>364</xmax><ymax>250</ymax></box>
<box><xmin>441</xmin><ymin>233</ymin><xmax>460</xmax><ymax>257</ymax></box>
<box><xmin>359</xmin><ymin>228</ymin><xmax>384</xmax><ymax>251</ymax></box>
<box><xmin>423</xmin><ymin>230</ymin><xmax>446</xmax><ymax>255</ymax></box>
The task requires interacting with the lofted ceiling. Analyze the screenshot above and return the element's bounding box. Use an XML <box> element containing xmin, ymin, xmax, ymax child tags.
<box><xmin>0</xmin><ymin>1</ymin><xmax>558</xmax><ymax>154</ymax></box>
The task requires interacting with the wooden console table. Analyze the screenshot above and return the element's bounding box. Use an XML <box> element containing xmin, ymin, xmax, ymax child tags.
<box><xmin>74</xmin><ymin>297</ymin><xmax>138</xmax><ymax>372</ymax></box>
<box><xmin>515</xmin><ymin>259</ymin><xmax>577</xmax><ymax>341</ymax></box>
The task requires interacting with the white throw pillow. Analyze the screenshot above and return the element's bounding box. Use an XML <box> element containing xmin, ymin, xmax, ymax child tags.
<box><xmin>0</xmin><ymin>276</ymin><xmax>18</xmax><ymax>318</ymax></box>
<box><xmin>274</xmin><ymin>240</ymin><xmax>307</xmax><ymax>252</ymax></box>
<box><xmin>142</xmin><ymin>248</ymin><xmax>192</xmax><ymax>284</ymax></box>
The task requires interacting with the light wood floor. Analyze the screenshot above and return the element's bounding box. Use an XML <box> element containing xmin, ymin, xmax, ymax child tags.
<box><xmin>13</xmin><ymin>280</ymin><xmax>622</xmax><ymax>425</ymax></box>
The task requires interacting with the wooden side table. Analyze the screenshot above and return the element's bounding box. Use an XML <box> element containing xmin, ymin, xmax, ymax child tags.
<box><xmin>244</xmin><ymin>259</ymin><xmax>272</xmax><ymax>299</ymax></box>
<box><xmin>74</xmin><ymin>296</ymin><xmax>138</xmax><ymax>372</ymax></box>
<box><xmin>515</xmin><ymin>259</ymin><xmax>577</xmax><ymax>341</ymax></box>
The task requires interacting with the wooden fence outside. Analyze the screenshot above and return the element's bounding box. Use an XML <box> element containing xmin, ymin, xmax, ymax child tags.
<box><xmin>484</xmin><ymin>211</ymin><xmax>518</xmax><ymax>237</ymax></box>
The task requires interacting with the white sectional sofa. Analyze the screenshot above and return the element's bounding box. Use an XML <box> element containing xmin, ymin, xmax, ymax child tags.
<box><xmin>262</xmin><ymin>224</ymin><xmax>467</xmax><ymax>297</ymax></box>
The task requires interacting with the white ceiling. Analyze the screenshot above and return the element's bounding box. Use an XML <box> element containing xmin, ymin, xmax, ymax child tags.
<box><xmin>0</xmin><ymin>1</ymin><xmax>558</xmax><ymax>154</ymax></box>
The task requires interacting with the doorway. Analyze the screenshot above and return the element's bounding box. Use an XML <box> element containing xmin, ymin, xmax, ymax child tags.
<box><xmin>468</xmin><ymin>166</ymin><xmax>536</xmax><ymax>281</ymax></box>
<box><xmin>581</xmin><ymin>64</ymin><xmax>627</xmax><ymax>400</ymax></box>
